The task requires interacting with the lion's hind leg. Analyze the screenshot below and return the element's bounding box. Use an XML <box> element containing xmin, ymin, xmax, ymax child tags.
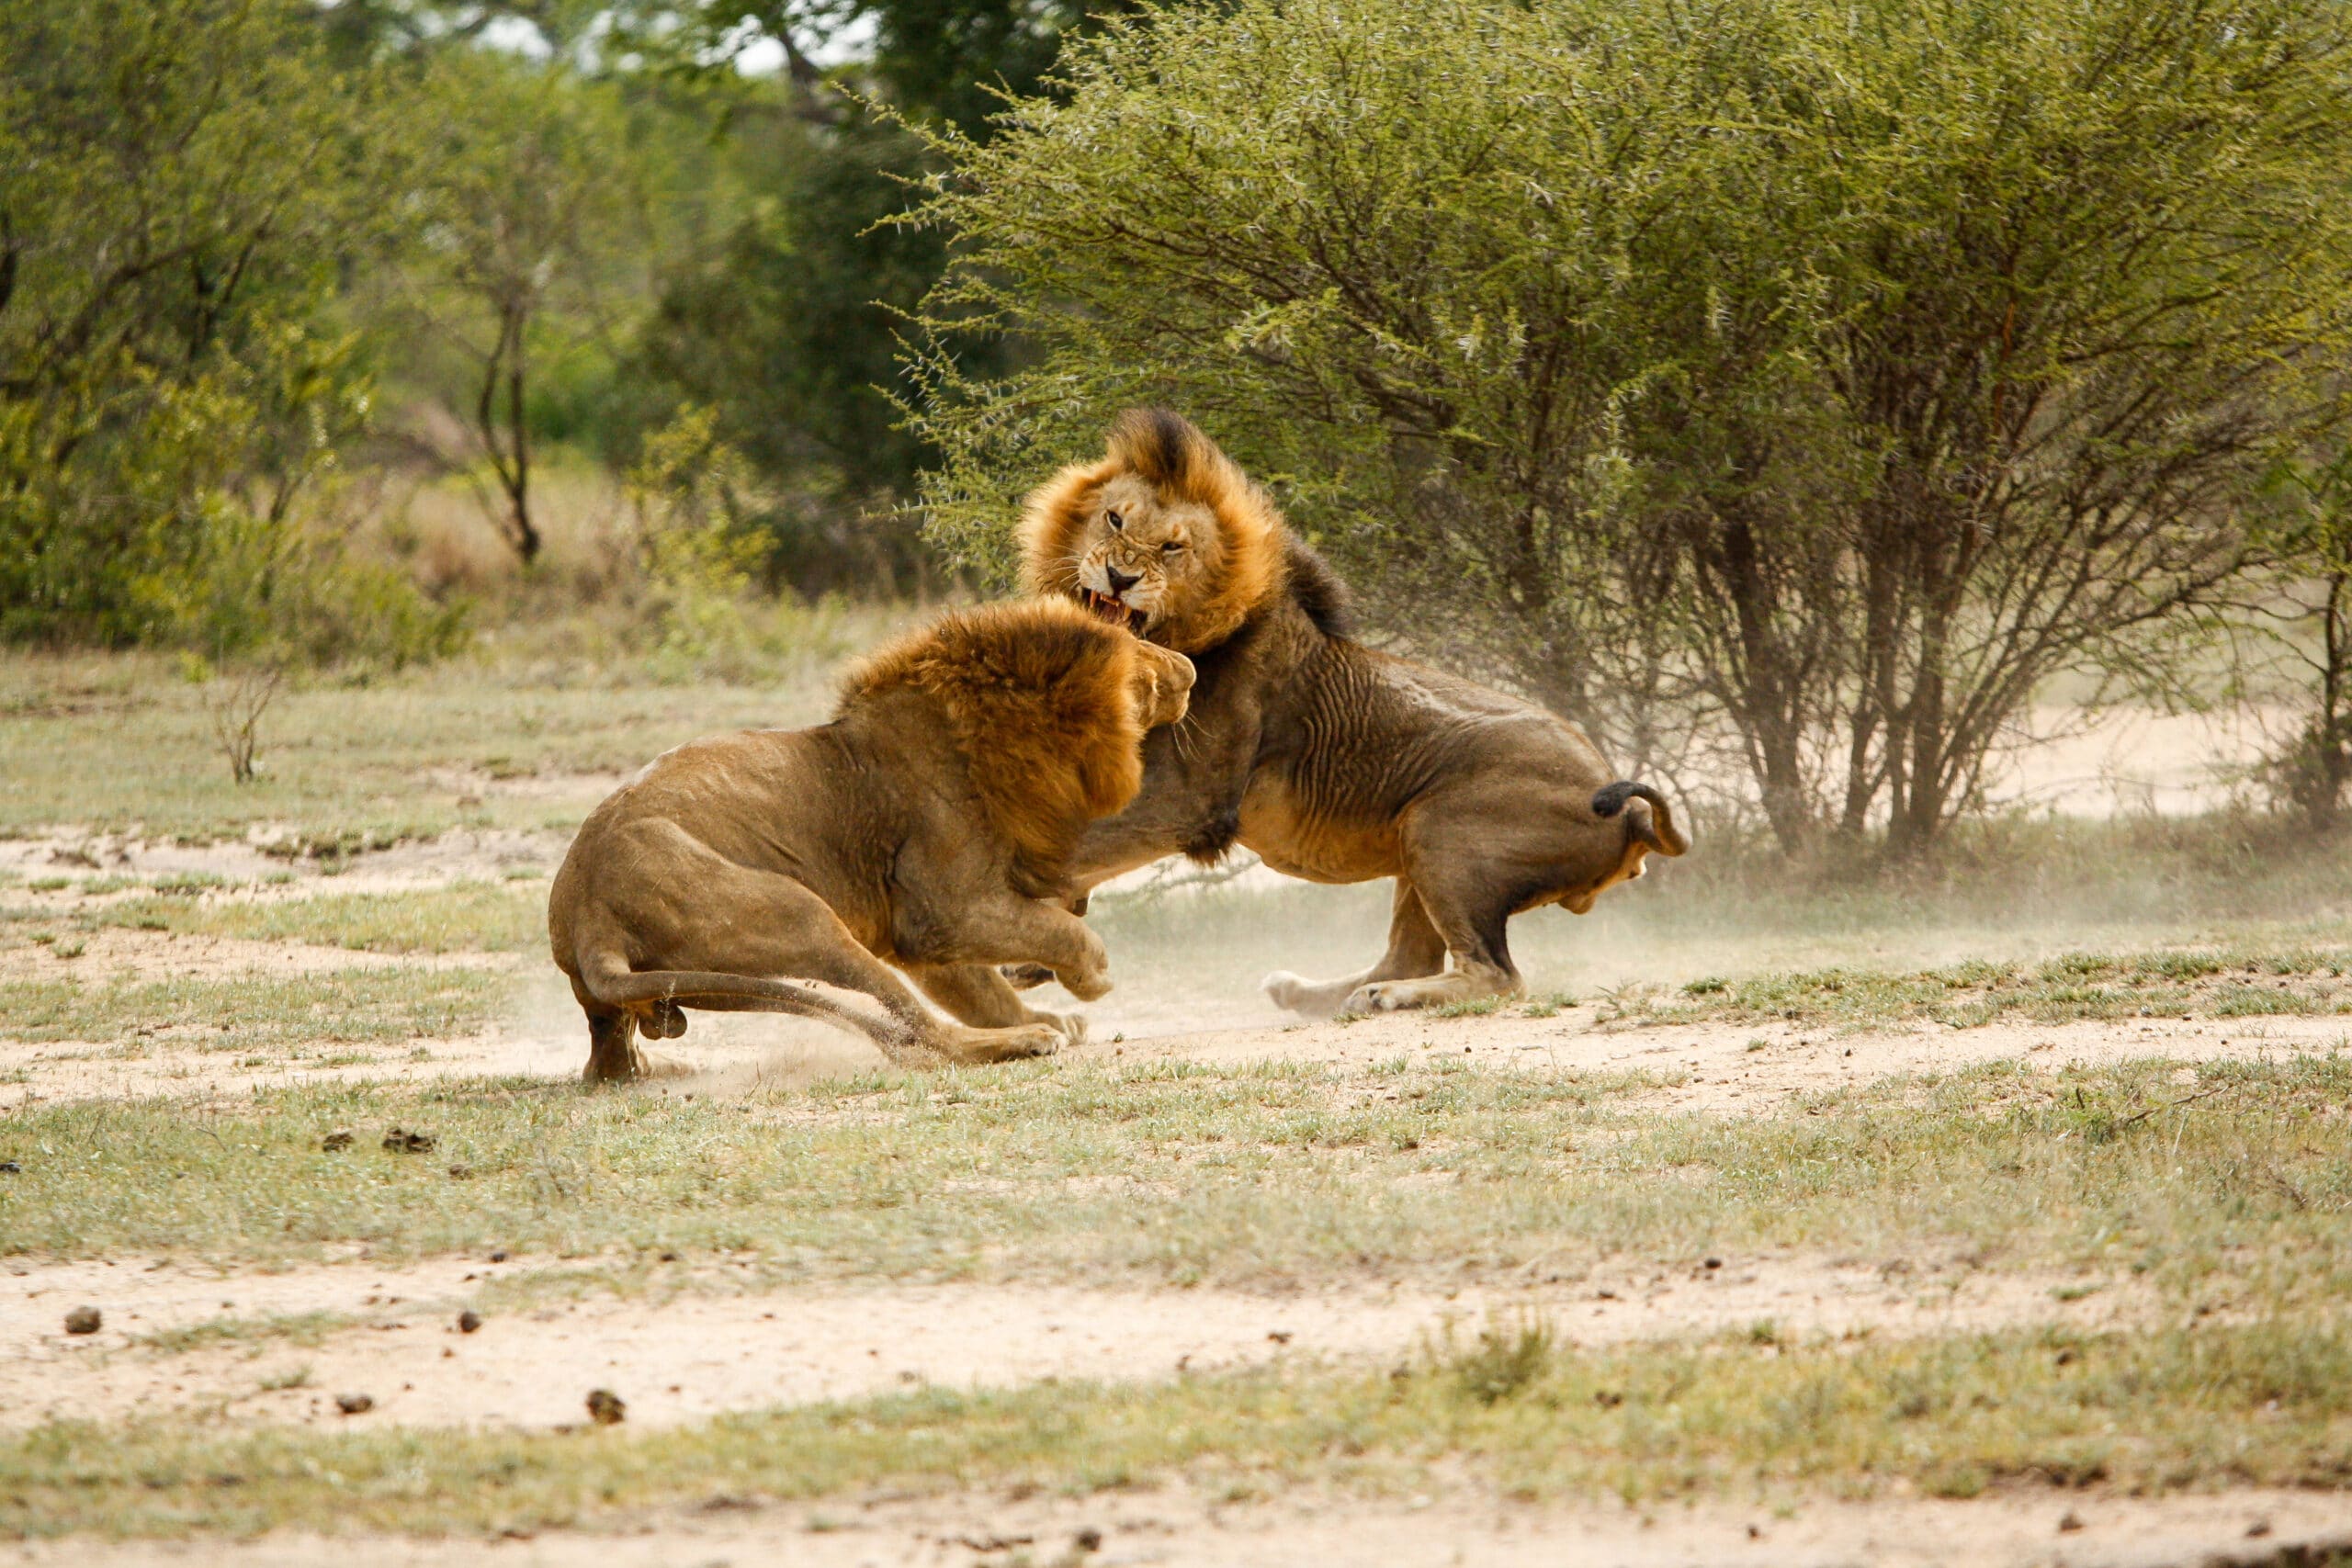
<box><xmin>1340</xmin><ymin>871</ymin><xmax>1524</xmax><ymax>1016</ymax></box>
<box><xmin>575</xmin><ymin>846</ymin><xmax>981</xmax><ymax>1073</ymax></box>
<box><xmin>1265</xmin><ymin>880</ymin><xmax>1447</xmax><ymax>1019</ymax></box>
<box><xmin>581</xmin><ymin>1006</ymin><xmax>695</xmax><ymax>1084</ymax></box>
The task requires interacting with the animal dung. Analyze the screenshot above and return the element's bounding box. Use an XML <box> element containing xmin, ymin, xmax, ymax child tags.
<box><xmin>334</xmin><ymin>1392</ymin><xmax>374</xmax><ymax>1415</ymax></box>
<box><xmin>381</xmin><ymin>1127</ymin><xmax>435</xmax><ymax>1153</ymax></box>
<box><xmin>320</xmin><ymin>1130</ymin><xmax>354</xmax><ymax>1153</ymax></box>
<box><xmin>458</xmin><ymin>1310</ymin><xmax>482</xmax><ymax>1334</ymax></box>
<box><xmin>586</xmin><ymin>1388</ymin><xmax>627</xmax><ymax>1426</ymax></box>
<box><xmin>63</xmin><ymin>1306</ymin><xmax>101</xmax><ymax>1335</ymax></box>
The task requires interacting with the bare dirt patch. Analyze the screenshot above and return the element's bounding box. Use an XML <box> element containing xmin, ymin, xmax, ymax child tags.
<box><xmin>0</xmin><ymin>1252</ymin><xmax>2145</xmax><ymax>1434</ymax></box>
<box><xmin>0</xmin><ymin>1029</ymin><xmax>543</xmax><ymax>1113</ymax></box>
<box><xmin>0</xmin><ymin>925</ymin><xmax>503</xmax><ymax>987</ymax></box>
<box><xmin>0</xmin><ymin>827</ymin><xmax>571</xmax><ymax>893</ymax></box>
<box><xmin>17</xmin><ymin>1479</ymin><xmax>2346</xmax><ymax>1568</ymax></box>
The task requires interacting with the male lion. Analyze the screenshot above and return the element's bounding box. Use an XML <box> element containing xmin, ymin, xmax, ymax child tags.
<box><xmin>548</xmin><ymin>598</ymin><xmax>1195</xmax><ymax>1081</ymax></box>
<box><xmin>997</xmin><ymin>408</ymin><xmax>1687</xmax><ymax>1018</ymax></box>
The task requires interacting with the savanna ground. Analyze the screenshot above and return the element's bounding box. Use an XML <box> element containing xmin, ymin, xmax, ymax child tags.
<box><xmin>5</xmin><ymin>637</ymin><xmax>2352</xmax><ymax>1568</ymax></box>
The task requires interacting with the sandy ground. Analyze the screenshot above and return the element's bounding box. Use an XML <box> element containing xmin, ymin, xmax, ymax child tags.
<box><xmin>11</xmin><ymin>1482</ymin><xmax>2345</xmax><ymax>1568</ymax></box>
<box><xmin>0</xmin><ymin>1250</ymin><xmax>2145</xmax><ymax>1433</ymax></box>
<box><xmin>4</xmin><ymin>952</ymin><xmax>2341</xmax><ymax>1113</ymax></box>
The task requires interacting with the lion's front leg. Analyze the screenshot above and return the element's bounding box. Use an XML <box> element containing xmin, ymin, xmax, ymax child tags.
<box><xmin>907</xmin><ymin>963</ymin><xmax>1088</xmax><ymax>1047</ymax></box>
<box><xmin>905</xmin><ymin>897</ymin><xmax>1114</xmax><ymax>1003</ymax></box>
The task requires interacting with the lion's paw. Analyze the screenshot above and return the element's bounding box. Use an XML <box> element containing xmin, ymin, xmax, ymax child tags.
<box><xmin>1000</xmin><ymin>1022</ymin><xmax>1066</xmax><ymax>1061</ymax></box>
<box><xmin>1045</xmin><ymin>1010</ymin><xmax>1090</xmax><ymax>1046</ymax></box>
<box><xmin>1057</xmin><ymin>966</ymin><xmax>1113</xmax><ymax>1003</ymax></box>
<box><xmin>1262</xmin><ymin>971</ymin><xmax>1309</xmax><ymax>1012</ymax></box>
<box><xmin>1342</xmin><ymin>981</ymin><xmax>1411</xmax><ymax>1015</ymax></box>
<box><xmin>584</xmin><ymin>1045</ymin><xmax>694</xmax><ymax>1085</ymax></box>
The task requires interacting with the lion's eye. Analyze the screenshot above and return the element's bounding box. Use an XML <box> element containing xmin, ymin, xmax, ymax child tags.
<box><xmin>1105</xmin><ymin>510</ymin><xmax>1124</xmax><ymax>531</ymax></box>
<box><xmin>1161</xmin><ymin>539</ymin><xmax>1183</xmax><ymax>554</ymax></box>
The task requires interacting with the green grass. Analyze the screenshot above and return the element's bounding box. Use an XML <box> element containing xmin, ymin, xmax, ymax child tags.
<box><xmin>7</xmin><ymin>1317</ymin><xmax>2351</xmax><ymax>1539</ymax></box>
<box><xmin>2</xmin><ymin>1056</ymin><xmax>2346</xmax><ymax>1311</ymax></box>
<box><xmin>0</xmin><ymin>967</ymin><xmax>505</xmax><ymax>1052</ymax></box>
<box><xmin>0</xmin><ymin>653</ymin><xmax>848</xmax><ymax>843</ymax></box>
<box><xmin>1</xmin><ymin>883</ymin><xmax>548</xmax><ymax>955</ymax></box>
<box><xmin>1644</xmin><ymin>943</ymin><xmax>2352</xmax><ymax>1032</ymax></box>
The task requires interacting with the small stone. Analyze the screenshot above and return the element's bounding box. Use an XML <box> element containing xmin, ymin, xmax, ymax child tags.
<box><xmin>1266</xmin><ymin>1330</ymin><xmax>1293</xmax><ymax>1344</ymax></box>
<box><xmin>334</xmin><ymin>1392</ymin><xmax>374</xmax><ymax>1416</ymax></box>
<box><xmin>489</xmin><ymin>1249</ymin><xmax>508</xmax><ymax>1263</ymax></box>
<box><xmin>586</xmin><ymin>1388</ymin><xmax>626</xmax><ymax>1426</ymax></box>
<box><xmin>659</xmin><ymin>1251</ymin><xmax>680</xmax><ymax>1263</ymax></box>
<box><xmin>458</xmin><ymin>1311</ymin><xmax>482</xmax><ymax>1335</ymax></box>
<box><xmin>2247</xmin><ymin>1520</ymin><xmax>2273</xmax><ymax>1539</ymax></box>
<box><xmin>320</xmin><ymin>1131</ymin><xmax>353</xmax><ymax>1153</ymax></box>
<box><xmin>2058</xmin><ymin>1510</ymin><xmax>2085</xmax><ymax>1533</ymax></box>
<box><xmin>447</xmin><ymin>1165</ymin><xmax>473</xmax><ymax>1179</ymax></box>
<box><xmin>63</xmin><ymin>1306</ymin><xmax>101</xmax><ymax>1335</ymax></box>
<box><xmin>381</xmin><ymin>1128</ymin><xmax>435</xmax><ymax>1154</ymax></box>
<box><xmin>1703</xmin><ymin>1257</ymin><xmax>1723</xmax><ymax>1269</ymax></box>
<box><xmin>0</xmin><ymin>1161</ymin><xmax>20</xmax><ymax>1175</ymax></box>
<box><xmin>1074</xmin><ymin>1528</ymin><xmax>1103</xmax><ymax>1553</ymax></box>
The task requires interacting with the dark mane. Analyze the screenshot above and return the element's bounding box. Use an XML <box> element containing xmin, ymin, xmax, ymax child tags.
<box><xmin>1284</xmin><ymin>535</ymin><xmax>1351</xmax><ymax>638</ymax></box>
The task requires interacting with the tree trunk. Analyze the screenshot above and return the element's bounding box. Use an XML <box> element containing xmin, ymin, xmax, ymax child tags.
<box><xmin>474</xmin><ymin>299</ymin><xmax>539</xmax><ymax>564</ymax></box>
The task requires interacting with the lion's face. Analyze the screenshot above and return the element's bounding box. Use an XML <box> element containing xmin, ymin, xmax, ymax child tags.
<box><xmin>1066</xmin><ymin>475</ymin><xmax>1224</xmax><ymax>639</ymax></box>
<box><xmin>1022</xmin><ymin>412</ymin><xmax>1284</xmax><ymax>657</ymax></box>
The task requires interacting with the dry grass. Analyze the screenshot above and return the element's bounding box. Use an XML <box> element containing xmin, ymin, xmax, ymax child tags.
<box><xmin>2</xmin><ymin>1050</ymin><xmax>2346</xmax><ymax>1313</ymax></box>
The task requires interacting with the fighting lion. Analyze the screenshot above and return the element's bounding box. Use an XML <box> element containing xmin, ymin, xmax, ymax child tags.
<box><xmin>548</xmin><ymin>598</ymin><xmax>1195</xmax><ymax>1080</ymax></box>
<box><xmin>997</xmin><ymin>407</ymin><xmax>1687</xmax><ymax>1017</ymax></box>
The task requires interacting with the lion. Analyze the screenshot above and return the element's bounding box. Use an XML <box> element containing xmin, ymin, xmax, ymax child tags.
<box><xmin>548</xmin><ymin>598</ymin><xmax>1196</xmax><ymax>1081</ymax></box>
<box><xmin>987</xmin><ymin>407</ymin><xmax>1687</xmax><ymax>1018</ymax></box>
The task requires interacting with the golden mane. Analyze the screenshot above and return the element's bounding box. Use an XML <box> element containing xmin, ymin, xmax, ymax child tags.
<box><xmin>840</xmin><ymin>598</ymin><xmax>1149</xmax><ymax>874</ymax></box>
<box><xmin>1017</xmin><ymin>409</ymin><xmax>1288</xmax><ymax>654</ymax></box>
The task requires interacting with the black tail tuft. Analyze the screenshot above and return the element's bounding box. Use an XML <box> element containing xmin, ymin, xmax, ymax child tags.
<box><xmin>1590</xmin><ymin>782</ymin><xmax>1646</xmax><ymax>818</ymax></box>
<box><xmin>1591</xmin><ymin>781</ymin><xmax>1690</xmax><ymax>855</ymax></box>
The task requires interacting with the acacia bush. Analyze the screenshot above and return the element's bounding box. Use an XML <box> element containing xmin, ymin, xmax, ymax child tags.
<box><xmin>907</xmin><ymin>0</ymin><xmax>2352</xmax><ymax>853</ymax></box>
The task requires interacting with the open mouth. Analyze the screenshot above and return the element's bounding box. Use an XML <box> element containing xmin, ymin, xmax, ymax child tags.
<box><xmin>1080</xmin><ymin>590</ymin><xmax>1148</xmax><ymax>634</ymax></box>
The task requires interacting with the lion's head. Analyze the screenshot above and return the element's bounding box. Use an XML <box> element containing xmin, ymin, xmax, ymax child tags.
<box><xmin>1019</xmin><ymin>409</ymin><xmax>1292</xmax><ymax>656</ymax></box>
<box><xmin>840</xmin><ymin>597</ymin><xmax>1194</xmax><ymax>872</ymax></box>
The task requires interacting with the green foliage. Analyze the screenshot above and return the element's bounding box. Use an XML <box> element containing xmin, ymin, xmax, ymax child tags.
<box><xmin>908</xmin><ymin>0</ymin><xmax>2352</xmax><ymax>851</ymax></box>
<box><xmin>0</xmin><ymin>0</ymin><xmax>459</xmax><ymax>664</ymax></box>
<box><xmin>633</xmin><ymin>120</ymin><xmax>955</xmax><ymax>592</ymax></box>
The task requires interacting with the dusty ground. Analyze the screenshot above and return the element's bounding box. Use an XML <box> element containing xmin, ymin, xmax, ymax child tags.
<box><xmin>3</xmin><ymin>932</ymin><xmax>2341</xmax><ymax>1114</ymax></box>
<box><xmin>1</xmin><ymin>1250</ymin><xmax>2148</xmax><ymax>1433</ymax></box>
<box><xmin>6</xmin><ymin>816</ymin><xmax>2350</xmax><ymax>1565</ymax></box>
<box><xmin>13</xmin><ymin>1482</ymin><xmax>2345</xmax><ymax>1568</ymax></box>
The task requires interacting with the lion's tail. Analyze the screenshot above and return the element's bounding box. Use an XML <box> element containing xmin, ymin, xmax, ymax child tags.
<box><xmin>579</xmin><ymin>959</ymin><xmax>904</xmax><ymax>1043</ymax></box>
<box><xmin>1591</xmin><ymin>782</ymin><xmax>1690</xmax><ymax>857</ymax></box>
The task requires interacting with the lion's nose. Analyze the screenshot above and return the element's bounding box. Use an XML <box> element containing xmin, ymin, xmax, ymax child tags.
<box><xmin>1105</xmin><ymin>566</ymin><xmax>1139</xmax><ymax>595</ymax></box>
